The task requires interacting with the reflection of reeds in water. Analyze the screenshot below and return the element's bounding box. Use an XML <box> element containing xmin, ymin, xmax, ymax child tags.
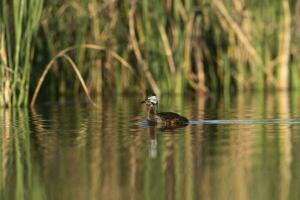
<box><xmin>290</xmin><ymin>92</ymin><xmax>300</xmax><ymax>199</ymax></box>
<box><xmin>194</xmin><ymin>92</ymin><xmax>294</xmax><ymax>200</ymax></box>
<box><xmin>0</xmin><ymin>109</ymin><xmax>46</xmax><ymax>200</ymax></box>
<box><xmin>276</xmin><ymin>92</ymin><xmax>291</xmax><ymax>200</ymax></box>
<box><xmin>0</xmin><ymin>109</ymin><xmax>12</xmax><ymax>199</ymax></box>
<box><xmin>0</xmin><ymin>93</ymin><xmax>298</xmax><ymax>199</ymax></box>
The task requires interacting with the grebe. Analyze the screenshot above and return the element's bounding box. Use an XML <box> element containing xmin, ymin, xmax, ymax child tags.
<box><xmin>141</xmin><ymin>95</ymin><xmax>189</xmax><ymax>127</ymax></box>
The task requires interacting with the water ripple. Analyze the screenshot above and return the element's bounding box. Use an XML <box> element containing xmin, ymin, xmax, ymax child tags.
<box><xmin>189</xmin><ymin>119</ymin><xmax>300</xmax><ymax>125</ymax></box>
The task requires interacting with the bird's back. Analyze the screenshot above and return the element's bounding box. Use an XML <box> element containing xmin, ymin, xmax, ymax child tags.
<box><xmin>156</xmin><ymin>112</ymin><xmax>189</xmax><ymax>125</ymax></box>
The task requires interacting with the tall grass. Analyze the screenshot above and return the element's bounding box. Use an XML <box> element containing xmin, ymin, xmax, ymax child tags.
<box><xmin>0</xmin><ymin>0</ymin><xmax>43</xmax><ymax>107</ymax></box>
<box><xmin>1</xmin><ymin>0</ymin><xmax>299</xmax><ymax>106</ymax></box>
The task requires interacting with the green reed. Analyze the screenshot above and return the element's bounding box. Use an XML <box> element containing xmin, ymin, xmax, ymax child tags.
<box><xmin>0</xmin><ymin>0</ymin><xmax>43</xmax><ymax>107</ymax></box>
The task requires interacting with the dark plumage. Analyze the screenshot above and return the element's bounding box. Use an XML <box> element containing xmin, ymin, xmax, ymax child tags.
<box><xmin>141</xmin><ymin>96</ymin><xmax>189</xmax><ymax>128</ymax></box>
<box><xmin>156</xmin><ymin>112</ymin><xmax>189</xmax><ymax>125</ymax></box>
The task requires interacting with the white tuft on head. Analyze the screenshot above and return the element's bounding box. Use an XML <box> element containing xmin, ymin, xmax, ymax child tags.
<box><xmin>148</xmin><ymin>96</ymin><xmax>158</xmax><ymax>105</ymax></box>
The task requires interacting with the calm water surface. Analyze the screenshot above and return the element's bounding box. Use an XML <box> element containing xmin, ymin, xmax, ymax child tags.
<box><xmin>1</xmin><ymin>92</ymin><xmax>300</xmax><ymax>200</ymax></box>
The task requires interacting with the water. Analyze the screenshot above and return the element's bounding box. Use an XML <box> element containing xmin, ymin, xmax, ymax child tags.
<box><xmin>1</xmin><ymin>92</ymin><xmax>300</xmax><ymax>200</ymax></box>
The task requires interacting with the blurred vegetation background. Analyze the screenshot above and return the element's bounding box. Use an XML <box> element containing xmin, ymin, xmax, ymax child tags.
<box><xmin>0</xmin><ymin>0</ymin><xmax>300</xmax><ymax>106</ymax></box>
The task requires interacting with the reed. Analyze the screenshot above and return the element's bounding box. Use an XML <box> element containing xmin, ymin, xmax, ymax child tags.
<box><xmin>0</xmin><ymin>0</ymin><xmax>43</xmax><ymax>107</ymax></box>
<box><xmin>1</xmin><ymin>0</ymin><xmax>300</xmax><ymax>106</ymax></box>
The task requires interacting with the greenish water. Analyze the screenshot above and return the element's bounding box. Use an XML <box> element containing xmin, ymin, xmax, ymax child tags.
<box><xmin>1</xmin><ymin>92</ymin><xmax>300</xmax><ymax>200</ymax></box>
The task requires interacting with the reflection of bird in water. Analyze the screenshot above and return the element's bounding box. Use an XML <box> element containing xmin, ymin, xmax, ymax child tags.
<box><xmin>148</xmin><ymin>126</ymin><xmax>157</xmax><ymax>158</ymax></box>
<box><xmin>141</xmin><ymin>95</ymin><xmax>189</xmax><ymax>130</ymax></box>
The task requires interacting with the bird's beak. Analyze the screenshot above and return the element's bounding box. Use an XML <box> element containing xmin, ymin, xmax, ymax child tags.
<box><xmin>141</xmin><ymin>100</ymin><xmax>146</xmax><ymax>104</ymax></box>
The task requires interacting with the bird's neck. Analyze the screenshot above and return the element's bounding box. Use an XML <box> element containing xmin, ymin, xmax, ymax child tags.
<box><xmin>148</xmin><ymin>106</ymin><xmax>157</xmax><ymax>121</ymax></box>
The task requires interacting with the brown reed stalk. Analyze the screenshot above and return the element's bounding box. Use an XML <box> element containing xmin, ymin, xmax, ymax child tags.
<box><xmin>211</xmin><ymin>0</ymin><xmax>262</xmax><ymax>66</ymax></box>
<box><xmin>182</xmin><ymin>13</ymin><xmax>208</xmax><ymax>93</ymax></box>
<box><xmin>31</xmin><ymin>44</ymin><xmax>133</xmax><ymax>107</ymax></box>
<box><xmin>277</xmin><ymin>0</ymin><xmax>291</xmax><ymax>90</ymax></box>
<box><xmin>128</xmin><ymin>0</ymin><xmax>160</xmax><ymax>96</ymax></box>
<box><xmin>190</xmin><ymin>11</ymin><xmax>208</xmax><ymax>93</ymax></box>
<box><xmin>158</xmin><ymin>22</ymin><xmax>176</xmax><ymax>75</ymax></box>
